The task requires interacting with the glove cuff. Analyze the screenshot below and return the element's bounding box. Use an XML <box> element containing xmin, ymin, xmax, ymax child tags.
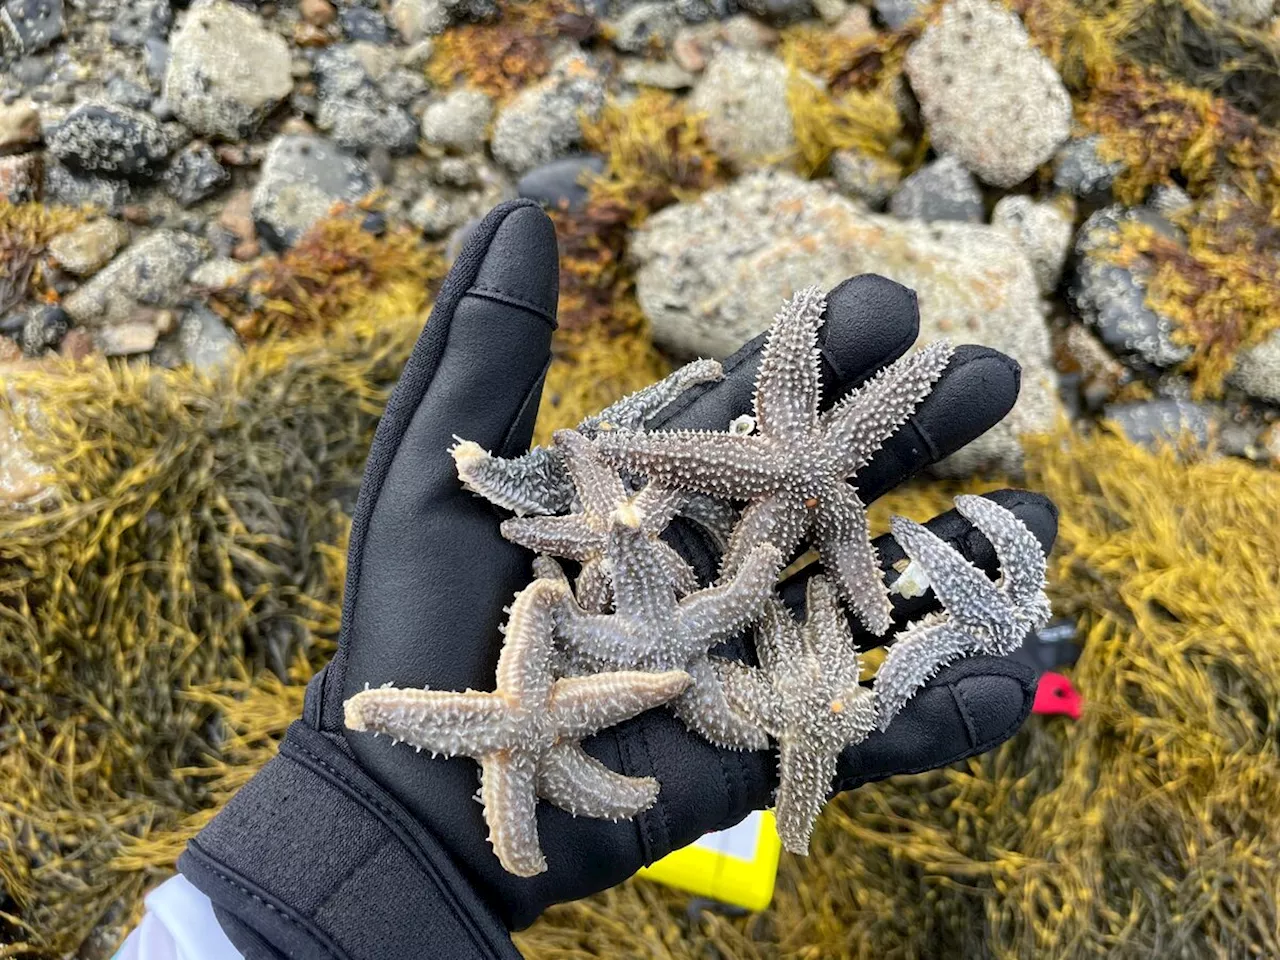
<box><xmin>179</xmin><ymin>721</ymin><xmax>520</xmax><ymax>960</ymax></box>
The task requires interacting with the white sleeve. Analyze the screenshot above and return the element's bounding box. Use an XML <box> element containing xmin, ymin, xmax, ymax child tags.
<box><xmin>113</xmin><ymin>874</ymin><xmax>244</xmax><ymax>960</ymax></box>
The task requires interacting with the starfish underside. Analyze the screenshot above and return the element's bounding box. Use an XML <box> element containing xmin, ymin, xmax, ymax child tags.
<box><xmin>343</xmin><ymin>578</ymin><xmax>691</xmax><ymax>876</ymax></box>
<box><xmin>594</xmin><ymin>287</ymin><xmax>954</xmax><ymax>637</ymax></box>
<box><xmin>719</xmin><ymin>577</ymin><xmax>877</xmax><ymax>854</ymax></box>
<box><xmin>874</xmin><ymin>495</ymin><xmax>1052</xmax><ymax>730</ymax></box>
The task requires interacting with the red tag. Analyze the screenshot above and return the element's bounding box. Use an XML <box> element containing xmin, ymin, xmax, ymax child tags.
<box><xmin>1032</xmin><ymin>671</ymin><xmax>1082</xmax><ymax>720</ymax></box>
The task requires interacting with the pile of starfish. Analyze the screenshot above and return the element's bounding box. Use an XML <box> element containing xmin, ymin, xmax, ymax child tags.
<box><xmin>343</xmin><ymin>287</ymin><xmax>1053</xmax><ymax>877</ymax></box>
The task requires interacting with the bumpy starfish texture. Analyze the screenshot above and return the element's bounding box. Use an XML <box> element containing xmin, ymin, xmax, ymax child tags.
<box><xmin>343</xmin><ymin>577</ymin><xmax>691</xmax><ymax>877</ymax></box>
<box><xmin>451</xmin><ymin>359</ymin><xmax>724</xmax><ymax>517</ymax></box>
<box><xmin>594</xmin><ymin>287</ymin><xmax>954</xmax><ymax>636</ymax></box>
<box><xmin>875</xmin><ymin>495</ymin><xmax>1052</xmax><ymax>731</ymax></box>
<box><xmin>500</xmin><ymin>430</ymin><xmax>697</xmax><ymax>612</ymax></box>
<box><xmin>718</xmin><ymin>577</ymin><xmax>877</xmax><ymax>854</ymax></box>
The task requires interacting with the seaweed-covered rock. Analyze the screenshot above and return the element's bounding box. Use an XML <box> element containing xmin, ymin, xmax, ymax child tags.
<box><xmin>689</xmin><ymin>49</ymin><xmax>794</xmax><ymax>169</ymax></box>
<box><xmin>1052</xmin><ymin>135</ymin><xmax>1123</xmax><ymax>198</ymax></box>
<box><xmin>252</xmin><ymin>135</ymin><xmax>375</xmax><ymax>249</ymax></box>
<box><xmin>62</xmin><ymin>230</ymin><xmax>209</xmax><ymax>326</ymax></box>
<box><xmin>888</xmin><ymin>155</ymin><xmax>983</xmax><ymax>222</ymax></box>
<box><xmin>47</xmin><ymin>102</ymin><xmax>171</xmax><ymax>182</ymax></box>
<box><xmin>420</xmin><ymin>89</ymin><xmax>493</xmax><ymax>151</ymax></box>
<box><xmin>632</xmin><ymin>171</ymin><xmax>1056</xmax><ymax>473</ymax></box>
<box><xmin>992</xmin><ymin>195</ymin><xmax>1073</xmax><ymax>294</ymax></box>
<box><xmin>830</xmin><ymin>149</ymin><xmax>901</xmax><ymax>208</ymax></box>
<box><xmin>904</xmin><ymin>0</ymin><xmax>1070</xmax><ymax>187</ymax></box>
<box><xmin>490</xmin><ymin>54</ymin><xmax>606</xmax><ymax>173</ymax></box>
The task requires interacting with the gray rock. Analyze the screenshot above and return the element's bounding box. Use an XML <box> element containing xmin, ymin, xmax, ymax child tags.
<box><xmin>62</xmin><ymin>230</ymin><xmax>210</xmax><ymax>326</ymax></box>
<box><xmin>164</xmin><ymin>0</ymin><xmax>293</xmax><ymax>139</ymax></box>
<box><xmin>1105</xmin><ymin>399</ymin><xmax>1212</xmax><ymax>448</ymax></box>
<box><xmin>1070</xmin><ymin>205</ymin><xmax>1192</xmax><ymax>369</ymax></box>
<box><xmin>1052</xmin><ymin>135</ymin><xmax>1123</xmax><ymax>198</ymax></box>
<box><xmin>44</xmin><ymin>161</ymin><xmax>134</xmax><ymax>210</ymax></box>
<box><xmin>178</xmin><ymin>305</ymin><xmax>240</xmax><ymax>372</ymax></box>
<box><xmin>389</xmin><ymin>0</ymin><xmax>449</xmax><ymax>41</ymax></box>
<box><xmin>991</xmin><ymin>194</ymin><xmax>1073</xmax><ymax>293</ymax></box>
<box><xmin>689</xmin><ymin>50</ymin><xmax>794</xmax><ymax>169</ymax></box>
<box><xmin>339</xmin><ymin>6</ymin><xmax>390</xmax><ymax>42</ymax></box>
<box><xmin>109</xmin><ymin>0</ymin><xmax>170</xmax><ymax>47</ymax></box>
<box><xmin>829</xmin><ymin>149</ymin><xmax>901</xmax><ymax>208</ymax></box>
<box><xmin>314</xmin><ymin>45</ymin><xmax>374</xmax><ymax>102</ymax></box>
<box><xmin>144</xmin><ymin>37</ymin><xmax>169</xmax><ymax>86</ymax></box>
<box><xmin>1229</xmin><ymin>330</ymin><xmax>1280</xmax><ymax>404</ymax></box>
<box><xmin>490</xmin><ymin>54</ymin><xmax>606</xmax><ymax>173</ymax></box>
<box><xmin>105</xmin><ymin>76</ymin><xmax>153</xmax><ymax>110</ymax></box>
<box><xmin>904</xmin><ymin>0</ymin><xmax>1071</xmax><ymax>187</ymax></box>
<box><xmin>631</xmin><ymin>171</ymin><xmax>1057</xmax><ymax>473</ymax></box>
<box><xmin>9</xmin><ymin>54</ymin><xmax>49</xmax><ymax>87</ymax></box>
<box><xmin>252</xmin><ymin>134</ymin><xmax>375</xmax><ymax>248</ymax></box>
<box><xmin>163</xmin><ymin>141</ymin><xmax>229</xmax><ymax>206</ymax></box>
<box><xmin>47</xmin><ymin>101</ymin><xmax>171</xmax><ymax>181</ymax></box>
<box><xmin>620</xmin><ymin>57</ymin><xmax>696</xmax><ymax>89</ymax></box>
<box><xmin>317</xmin><ymin>97</ymin><xmax>419</xmax><ymax>154</ymax></box>
<box><xmin>673</xmin><ymin>0</ymin><xmax>733</xmax><ymax>20</ymax></box>
<box><xmin>46</xmin><ymin>218</ymin><xmax>131</xmax><ymax>276</ymax></box>
<box><xmin>736</xmin><ymin>0</ymin><xmax>812</xmax><ymax>24</ymax></box>
<box><xmin>874</xmin><ymin>0</ymin><xmax>925</xmax><ymax>28</ymax></box>
<box><xmin>517</xmin><ymin>154</ymin><xmax>605</xmax><ymax>212</ymax></box>
<box><xmin>0</xmin><ymin>0</ymin><xmax>64</xmax><ymax>59</ymax></box>
<box><xmin>420</xmin><ymin>88</ymin><xmax>493</xmax><ymax>151</ymax></box>
<box><xmin>888</xmin><ymin>155</ymin><xmax>983</xmax><ymax>222</ymax></box>
<box><xmin>18</xmin><ymin>303</ymin><xmax>66</xmax><ymax>355</ymax></box>
<box><xmin>409</xmin><ymin>161</ymin><xmax>510</xmax><ymax>236</ymax></box>
<box><xmin>608</xmin><ymin>2</ymin><xmax>681</xmax><ymax>52</ymax></box>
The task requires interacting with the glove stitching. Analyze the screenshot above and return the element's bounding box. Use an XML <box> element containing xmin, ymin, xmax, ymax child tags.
<box><xmin>635</xmin><ymin>717</ymin><xmax>671</xmax><ymax>859</ymax></box>
<box><xmin>467</xmin><ymin>284</ymin><xmax>556</xmax><ymax>327</ymax></box>
<box><xmin>949</xmin><ymin>682</ymin><xmax>982</xmax><ymax>749</ymax></box>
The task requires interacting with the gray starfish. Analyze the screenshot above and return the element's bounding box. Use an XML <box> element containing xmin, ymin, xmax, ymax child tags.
<box><xmin>874</xmin><ymin>495</ymin><xmax>1052</xmax><ymax>731</ymax></box>
<box><xmin>500</xmin><ymin>430</ymin><xmax>697</xmax><ymax>612</ymax></box>
<box><xmin>343</xmin><ymin>577</ymin><xmax>690</xmax><ymax>877</ymax></box>
<box><xmin>718</xmin><ymin>577</ymin><xmax>877</xmax><ymax>854</ymax></box>
<box><xmin>594</xmin><ymin>287</ymin><xmax>954</xmax><ymax>636</ymax></box>
<box><xmin>451</xmin><ymin>359</ymin><xmax>724</xmax><ymax>517</ymax></box>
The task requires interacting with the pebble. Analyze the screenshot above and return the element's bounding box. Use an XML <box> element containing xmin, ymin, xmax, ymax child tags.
<box><xmin>163</xmin><ymin>0</ymin><xmax>294</xmax><ymax>140</ymax></box>
<box><xmin>300</xmin><ymin>0</ymin><xmax>336</xmax><ymax>27</ymax></box>
<box><xmin>1053</xmin><ymin>135</ymin><xmax>1123</xmax><ymax>198</ymax></box>
<box><xmin>109</xmin><ymin>0</ymin><xmax>171</xmax><ymax>48</ymax></box>
<box><xmin>62</xmin><ymin>230</ymin><xmax>210</xmax><ymax>326</ymax></box>
<box><xmin>389</xmin><ymin>0</ymin><xmax>449</xmax><ymax>41</ymax></box>
<box><xmin>0</xmin><ymin>100</ymin><xmax>40</xmax><ymax>151</ymax></box>
<box><xmin>217</xmin><ymin>189</ymin><xmax>256</xmax><ymax>242</ymax></box>
<box><xmin>873</xmin><ymin>0</ymin><xmax>925</xmax><ymax>29</ymax></box>
<box><xmin>58</xmin><ymin>327</ymin><xmax>93</xmax><ymax>360</ymax></box>
<box><xmin>9</xmin><ymin>55</ymin><xmax>49</xmax><ymax>88</ymax></box>
<box><xmin>18</xmin><ymin>303</ymin><xmax>67</xmax><ymax>356</ymax></box>
<box><xmin>105</xmin><ymin>77</ymin><xmax>153</xmax><ymax>111</ymax></box>
<box><xmin>409</xmin><ymin>164</ymin><xmax>510</xmax><ymax>236</ymax></box>
<box><xmin>0</xmin><ymin>0</ymin><xmax>64</xmax><ymax>58</ymax></box>
<box><xmin>43</xmin><ymin>161</ymin><xmax>133</xmax><ymax>210</ymax></box>
<box><xmin>620</xmin><ymin>58</ymin><xmax>696</xmax><ymax>89</ymax></box>
<box><xmin>316</xmin><ymin>97</ymin><xmax>418</xmax><ymax>154</ymax></box>
<box><xmin>251</xmin><ymin>134</ymin><xmax>376</xmax><ymax>248</ymax></box>
<box><xmin>490</xmin><ymin>53</ymin><xmax>606</xmax><ymax>174</ymax></box>
<box><xmin>1229</xmin><ymin>330</ymin><xmax>1280</xmax><ymax>404</ymax></box>
<box><xmin>163</xmin><ymin>141</ymin><xmax>229</xmax><ymax>206</ymax></box>
<box><xmin>95</xmin><ymin>320</ymin><xmax>160</xmax><ymax>356</ymax></box>
<box><xmin>689</xmin><ymin>50</ymin><xmax>794</xmax><ymax>169</ymax></box>
<box><xmin>991</xmin><ymin>194</ymin><xmax>1073</xmax><ymax>293</ymax></box>
<box><xmin>420</xmin><ymin>88</ymin><xmax>493</xmax><ymax>152</ymax></box>
<box><xmin>608</xmin><ymin>2</ymin><xmax>681</xmax><ymax>53</ymax></box>
<box><xmin>516</xmin><ymin>154</ymin><xmax>605</xmax><ymax>212</ymax></box>
<box><xmin>904</xmin><ymin>0</ymin><xmax>1071</xmax><ymax>187</ymax></box>
<box><xmin>178</xmin><ymin>304</ymin><xmax>240</xmax><ymax>372</ymax></box>
<box><xmin>736</xmin><ymin>0</ymin><xmax>813</xmax><ymax>24</ymax></box>
<box><xmin>829</xmin><ymin>149</ymin><xmax>900</xmax><ymax>208</ymax></box>
<box><xmin>46</xmin><ymin>218</ymin><xmax>130</xmax><ymax>276</ymax></box>
<box><xmin>47</xmin><ymin>101</ymin><xmax>171</xmax><ymax>181</ymax></box>
<box><xmin>0</xmin><ymin>151</ymin><xmax>42</xmax><ymax>202</ymax></box>
<box><xmin>1105</xmin><ymin>399</ymin><xmax>1212</xmax><ymax>449</ymax></box>
<box><xmin>189</xmin><ymin>257</ymin><xmax>247</xmax><ymax>289</ymax></box>
<box><xmin>888</xmin><ymin>155</ymin><xmax>984</xmax><ymax>222</ymax></box>
<box><xmin>339</xmin><ymin>7</ymin><xmax>391</xmax><ymax>43</ymax></box>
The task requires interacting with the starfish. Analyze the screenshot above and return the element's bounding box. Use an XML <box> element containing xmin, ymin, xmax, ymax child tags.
<box><xmin>451</xmin><ymin>359</ymin><xmax>724</xmax><ymax>517</ymax></box>
<box><xmin>717</xmin><ymin>577</ymin><xmax>877</xmax><ymax>854</ymax></box>
<box><xmin>343</xmin><ymin>577</ymin><xmax>691</xmax><ymax>877</ymax></box>
<box><xmin>874</xmin><ymin>495</ymin><xmax>1052</xmax><ymax>731</ymax></box>
<box><xmin>500</xmin><ymin>430</ymin><xmax>698</xmax><ymax>612</ymax></box>
<box><xmin>594</xmin><ymin>287</ymin><xmax>954</xmax><ymax>636</ymax></box>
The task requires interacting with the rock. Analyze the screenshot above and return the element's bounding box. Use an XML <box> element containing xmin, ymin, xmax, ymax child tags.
<box><xmin>1052</xmin><ymin>135</ymin><xmax>1123</xmax><ymax>198</ymax></box>
<box><xmin>339</xmin><ymin>6</ymin><xmax>390</xmax><ymax>42</ymax></box>
<box><xmin>1229</xmin><ymin>330</ymin><xmax>1280</xmax><ymax>403</ymax></box>
<box><xmin>46</xmin><ymin>218</ymin><xmax>130</xmax><ymax>276</ymax></box>
<box><xmin>873</xmin><ymin>0</ymin><xmax>924</xmax><ymax>29</ymax></box>
<box><xmin>301</xmin><ymin>0</ymin><xmax>336</xmax><ymax>27</ymax></box>
<box><xmin>1105</xmin><ymin>399</ymin><xmax>1212</xmax><ymax>448</ymax></box>
<box><xmin>95</xmin><ymin>320</ymin><xmax>160</xmax><ymax>356</ymax></box>
<box><xmin>490</xmin><ymin>54</ymin><xmax>606</xmax><ymax>174</ymax></box>
<box><xmin>904</xmin><ymin>0</ymin><xmax>1071</xmax><ymax>187</ymax></box>
<box><xmin>163</xmin><ymin>141</ymin><xmax>229</xmax><ymax>206</ymax></box>
<box><xmin>0</xmin><ymin>0</ymin><xmax>64</xmax><ymax>59</ymax></box>
<box><xmin>420</xmin><ymin>88</ymin><xmax>493</xmax><ymax>152</ymax></box>
<box><xmin>189</xmin><ymin>257</ymin><xmax>246</xmax><ymax>289</ymax></box>
<box><xmin>888</xmin><ymin>155</ymin><xmax>984</xmax><ymax>222</ymax></box>
<box><xmin>0</xmin><ymin>151</ymin><xmax>41</xmax><ymax>202</ymax></box>
<box><xmin>18</xmin><ymin>303</ymin><xmax>66</xmax><ymax>355</ymax></box>
<box><xmin>62</xmin><ymin>230</ymin><xmax>209</xmax><ymax>326</ymax></box>
<box><xmin>9</xmin><ymin>54</ymin><xmax>49</xmax><ymax>87</ymax></box>
<box><xmin>217</xmin><ymin>188</ymin><xmax>256</xmax><ymax>242</ymax></box>
<box><xmin>409</xmin><ymin>169</ymin><xmax>510</xmax><ymax>236</ymax></box>
<box><xmin>0</xmin><ymin>405</ymin><xmax>48</xmax><ymax>505</ymax></box>
<box><xmin>689</xmin><ymin>50</ymin><xmax>794</xmax><ymax>169</ymax></box>
<box><xmin>632</xmin><ymin>171</ymin><xmax>1056</xmax><ymax>473</ymax></box>
<box><xmin>252</xmin><ymin>134</ymin><xmax>375</xmax><ymax>248</ymax></box>
<box><xmin>317</xmin><ymin>98</ymin><xmax>418</xmax><ymax>154</ymax></box>
<box><xmin>164</xmin><ymin>0</ymin><xmax>293</xmax><ymax>140</ymax></box>
<box><xmin>736</xmin><ymin>0</ymin><xmax>812</xmax><ymax>24</ymax></box>
<box><xmin>314</xmin><ymin>44</ymin><xmax>374</xmax><ymax>101</ymax></box>
<box><xmin>812</xmin><ymin>0</ymin><xmax>851</xmax><ymax>24</ymax></box>
<box><xmin>390</xmin><ymin>0</ymin><xmax>449</xmax><ymax>41</ymax></box>
<box><xmin>109</xmin><ymin>0</ymin><xmax>171</xmax><ymax>48</ymax></box>
<box><xmin>0</xmin><ymin>100</ymin><xmax>40</xmax><ymax>151</ymax></box>
<box><xmin>58</xmin><ymin>326</ymin><xmax>93</xmax><ymax>360</ymax></box>
<box><xmin>47</xmin><ymin>102</ymin><xmax>171</xmax><ymax>181</ymax></box>
<box><xmin>105</xmin><ymin>77</ymin><xmax>153</xmax><ymax>110</ymax></box>
<box><xmin>830</xmin><ymin>149</ymin><xmax>900</xmax><ymax>208</ymax></box>
<box><xmin>144</xmin><ymin>37</ymin><xmax>169</xmax><ymax>86</ymax></box>
<box><xmin>1202</xmin><ymin>0</ymin><xmax>1273</xmax><ymax>26</ymax></box>
<box><xmin>178</xmin><ymin>304</ymin><xmax>240</xmax><ymax>372</ymax></box>
<box><xmin>1070</xmin><ymin>205</ymin><xmax>1192</xmax><ymax>369</ymax></box>
<box><xmin>608</xmin><ymin>2</ymin><xmax>680</xmax><ymax>52</ymax></box>
<box><xmin>44</xmin><ymin>162</ymin><xmax>133</xmax><ymax>210</ymax></box>
<box><xmin>517</xmin><ymin>154</ymin><xmax>605</xmax><ymax>211</ymax></box>
<box><xmin>620</xmin><ymin>57</ymin><xmax>696</xmax><ymax>89</ymax></box>
<box><xmin>832</xmin><ymin>4</ymin><xmax>874</xmax><ymax>37</ymax></box>
<box><xmin>991</xmin><ymin>195</ymin><xmax>1073</xmax><ymax>294</ymax></box>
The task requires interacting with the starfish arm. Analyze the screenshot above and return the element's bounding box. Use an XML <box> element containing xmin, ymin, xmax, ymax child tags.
<box><xmin>654</xmin><ymin>539</ymin><xmax>701</xmax><ymax>598</ymax></box>
<box><xmin>677</xmin><ymin>543</ymin><xmax>783</xmax><ymax>646</ymax></box>
<box><xmin>451</xmin><ymin>441</ymin><xmax>571</xmax><ymax>516</ymax></box>
<box><xmin>716</xmin><ymin>659</ymin><xmax>784</xmax><ymax>735</ymax></box>
<box><xmin>556</xmin><ymin>607</ymin><xmax>650</xmax><ymax>667</ymax></box>
<box><xmin>553</xmin><ymin>430</ymin><xmax>629</xmax><ymax>517</ymax></box>
<box><xmin>889</xmin><ymin>514</ymin><xmax>1015</xmax><ymax>631</ymax></box>
<box><xmin>678</xmin><ymin>494</ymin><xmax>739</xmax><ymax>551</ymax></box>
<box><xmin>822</xmin><ymin>340</ymin><xmax>954</xmax><ymax>477</ymax></box>
<box><xmin>631</xmin><ymin>482</ymin><xmax>686</xmax><ymax>534</ymax></box>
<box><xmin>721</xmin><ymin>493</ymin><xmax>810</xmax><ymax>578</ymax></box>
<box><xmin>774</xmin><ymin>740</ymin><xmax>839</xmax><ymax>855</ymax></box>
<box><xmin>594</xmin><ymin>431</ymin><xmax>786</xmax><ymax>502</ymax></box>
<box><xmin>829</xmin><ymin>684</ymin><xmax>879</xmax><ymax>747</ymax></box>
<box><xmin>953</xmin><ymin>495</ymin><xmax>1050</xmax><ymax>611</ymax></box>
<box><xmin>494</xmin><ymin>579</ymin><xmax>566</xmax><ymax>704</ymax></box>
<box><xmin>532</xmin><ymin>555</ymin><xmax>570</xmax><ymax>585</ymax></box>
<box><xmin>815</xmin><ymin>484</ymin><xmax>893</xmax><ymax>636</ymax></box>
<box><xmin>575</xmin><ymin>558</ymin><xmax>614</xmax><ymax>613</ymax></box>
<box><xmin>549</xmin><ymin>670</ymin><xmax>690</xmax><ymax>739</ymax></box>
<box><xmin>672</xmin><ymin>657</ymin><xmax>770</xmax><ymax>750</ymax></box>
<box><xmin>481</xmin><ymin>751</ymin><xmax>546</xmax><ymax>877</ymax></box>
<box><xmin>343</xmin><ymin>687</ymin><xmax>518</xmax><ymax>755</ymax></box>
<box><xmin>581</xmin><ymin>358</ymin><xmax>724</xmax><ymax>434</ymax></box>
<box><xmin>874</xmin><ymin>621</ymin><xmax>980</xmax><ymax>731</ymax></box>
<box><xmin>536</xmin><ymin>742</ymin><xmax>660</xmax><ymax>820</ymax></box>
<box><xmin>754</xmin><ymin>600</ymin><xmax>806</xmax><ymax>674</ymax></box>
<box><xmin>803</xmin><ymin>576</ymin><xmax>863</xmax><ymax>682</ymax></box>
<box><xmin>607</xmin><ymin>524</ymin><xmax>680</xmax><ymax>622</ymax></box>
<box><xmin>752</xmin><ymin>286</ymin><xmax>826</xmax><ymax>439</ymax></box>
<box><xmin>500</xmin><ymin>514</ymin><xmax>599</xmax><ymax>561</ymax></box>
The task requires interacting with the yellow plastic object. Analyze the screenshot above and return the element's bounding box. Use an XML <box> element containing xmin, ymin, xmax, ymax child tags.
<box><xmin>637</xmin><ymin>809</ymin><xmax>783</xmax><ymax>912</ymax></box>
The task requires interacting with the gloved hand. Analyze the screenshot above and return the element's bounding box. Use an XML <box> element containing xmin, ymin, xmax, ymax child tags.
<box><xmin>180</xmin><ymin>200</ymin><xmax>1057</xmax><ymax>960</ymax></box>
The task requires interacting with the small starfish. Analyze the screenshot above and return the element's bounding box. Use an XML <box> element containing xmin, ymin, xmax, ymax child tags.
<box><xmin>451</xmin><ymin>359</ymin><xmax>724</xmax><ymax>517</ymax></box>
<box><xmin>594</xmin><ymin>287</ymin><xmax>954</xmax><ymax>636</ymax></box>
<box><xmin>718</xmin><ymin>577</ymin><xmax>877</xmax><ymax>854</ymax></box>
<box><xmin>343</xmin><ymin>577</ymin><xmax>690</xmax><ymax>877</ymax></box>
<box><xmin>874</xmin><ymin>495</ymin><xmax>1052</xmax><ymax>731</ymax></box>
<box><xmin>500</xmin><ymin>430</ymin><xmax>698</xmax><ymax>612</ymax></box>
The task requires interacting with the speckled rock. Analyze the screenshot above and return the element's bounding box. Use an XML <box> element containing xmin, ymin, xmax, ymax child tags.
<box><xmin>178</xmin><ymin>304</ymin><xmax>240</xmax><ymax>372</ymax></box>
<box><xmin>109</xmin><ymin>0</ymin><xmax>171</xmax><ymax>47</ymax></box>
<box><xmin>992</xmin><ymin>194</ymin><xmax>1073</xmax><ymax>294</ymax></box>
<box><xmin>252</xmin><ymin>134</ymin><xmax>375</xmax><ymax>248</ymax></box>
<box><xmin>420</xmin><ymin>89</ymin><xmax>493</xmax><ymax>151</ymax></box>
<box><xmin>904</xmin><ymin>0</ymin><xmax>1071</xmax><ymax>187</ymax></box>
<box><xmin>632</xmin><ymin>171</ymin><xmax>1057</xmax><ymax>473</ymax></box>
<box><xmin>829</xmin><ymin>149</ymin><xmax>900</xmax><ymax>208</ymax></box>
<box><xmin>18</xmin><ymin>303</ymin><xmax>67</xmax><ymax>355</ymax></box>
<box><xmin>47</xmin><ymin>102</ymin><xmax>171</xmax><ymax>181</ymax></box>
<box><xmin>46</xmin><ymin>218</ymin><xmax>130</xmax><ymax>276</ymax></box>
<box><xmin>408</xmin><ymin>161</ymin><xmax>511</xmax><ymax>236</ymax></box>
<box><xmin>1</xmin><ymin>0</ymin><xmax>64</xmax><ymax>59</ymax></box>
<box><xmin>0</xmin><ymin>100</ymin><xmax>40</xmax><ymax>151</ymax></box>
<box><xmin>164</xmin><ymin>0</ymin><xmax>293</xmax><ymax>139</ymax></box>
<box><xmin>490</xmin><ymin>53</ymin><xmax>606</xmax><ymax>173</ymax></box>
<box><xmin>1052</xmin><ymin>135</ymin><xmax>1123</xmax><ymax>198</ymax></box>
<box><xmin>608</xmin><ymin>2</ymin><xmax>681</xmax><ymax>52</ymax></box>
<box><xmin>888</xmin><ymin>155</ymin><xmax>983</xmax><ymax>222</ymax></box>
<box><xmin>516</xmin><ymin>154</ymin><xmax>605</xmax><ymax>211</ymax></box>
<box><xmin>62</xmin><ymin>230</ymin><xmax>209</xmax><ymax>326</ymax></box>
<box><xmin>316</xmin><ymin>97</ymin><xmax>418</xmax><ymax>154</ymax></box>
<box><xmin>339</xmin><ymin>6</ymin><xmax>390</xmax><ymax>42</ymax></box>
<box><xmin>163</xmin><ymin>141</ymin><xmax>229</xmax><ymax>206</ymax></box>
<box><xmin>689</xmin><ymin>49</ymin><xmax>794</xmax><ymax>169</ymax></box>
<box><xmin>1230</xmin><ymin>330</ymin><xmax>1280</xmax><ymax>404</ymax></box>
<box><xmin>43</xmin><ymin>162</ymin><xmax>132</xmax><ymax>210</ymax></box>
<box><xmin>1105</xmin><ymin>399</ymin><xmax>1213</xmax><ymax>448</ymax></box>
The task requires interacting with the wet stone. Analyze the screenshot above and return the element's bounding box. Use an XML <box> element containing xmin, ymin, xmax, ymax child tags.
<box><xmin>47</xmin><ymin>101</ymin><xmax>171</xmax><ymax>181</ymax></box>
<box><xmin>163</xmin><ymin>141</ymin><xmax>229</xmax><ymax>206</ymax></box>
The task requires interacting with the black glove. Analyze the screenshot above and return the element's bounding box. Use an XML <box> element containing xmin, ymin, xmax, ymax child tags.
<box><xmin>180</xmin><ymin>200</ymin><xmax>1057</xmax><ymax>960</ymax></box>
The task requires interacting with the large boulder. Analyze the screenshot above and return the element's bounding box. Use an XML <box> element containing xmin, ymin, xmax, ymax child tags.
<box><xmin>631</xmin><ymin>171</ymin><xmax>1057</xmax><ymax>473</ymax></box>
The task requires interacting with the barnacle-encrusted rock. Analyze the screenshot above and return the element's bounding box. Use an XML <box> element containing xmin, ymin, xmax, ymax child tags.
<box><xmin>344</xmin><ymin>577</ymin><xmax>690</xmax><ymax>877</ymax></box>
